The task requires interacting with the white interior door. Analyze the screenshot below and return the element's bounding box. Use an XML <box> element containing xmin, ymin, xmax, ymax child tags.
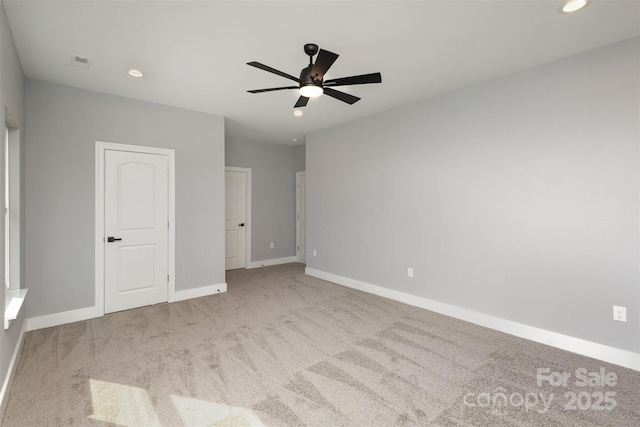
<box><xmin>104</xmin><ymin>149</ymin><xmax>169</xmax><ymax>313</ymax></box>
<box><xmin>225</xmin><ymin>170</ymin><xmax>247</xmax><ymax>270</ymax></box>
<box><xmin>296</xmin><ymin>172</ymin><xmax>307</xmax><ymax>263</ymax></box>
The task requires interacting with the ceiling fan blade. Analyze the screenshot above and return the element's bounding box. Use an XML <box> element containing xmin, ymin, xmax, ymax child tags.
<box><xmin>247</xmin><ymin>61</ymin><xmax>300</xmax><ymax>83</ymax></box>
<box><xmin>248</xmin><ymin>86</ymin><xmax>298</xmax><ymax>94</ymax></box>
<box><xmin>324</xmin><ymin>72</ymin><xmax>382</xmax><ymax>87</ymax></box>
<box><xmin>323</xmin><ymin>87</ymin><xmax>361</xmax><ymax>105</ymax></box>
<box><xmin>310</xmin><ymin>49</ymin><xmax>339</xmax><ymax>82</ymax></box>
<box><xmin>294</xmin><ymin>96</ymin><xmax>309</xmax><ymax>108</ymax></box>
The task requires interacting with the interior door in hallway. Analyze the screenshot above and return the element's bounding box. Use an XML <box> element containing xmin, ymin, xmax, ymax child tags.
<box><xmin>225</xmin><ymin>169</ymin><xmax>247</xmax><ymax>270</ymax></box>
<box><xmin>296</xmin><ymin>171</ymin><xmax>307</xmax><ymax>263</ymax></box>
<box><xmin>104</xmin><ymin>149</ymin><xmax>169</xmax><ymax>313</ymax></box>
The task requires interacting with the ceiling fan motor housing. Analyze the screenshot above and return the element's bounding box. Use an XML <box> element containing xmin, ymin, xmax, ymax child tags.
<box><xmin>300</xmin><ymin>65</ymin><xmax>322</xmax><ymax>88</ymax></box>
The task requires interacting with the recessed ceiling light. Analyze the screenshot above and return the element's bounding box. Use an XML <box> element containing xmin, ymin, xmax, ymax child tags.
<box><xmin>292</xmin><ymin>138</ymin><xmax>298</xmax><ymax>143</ymax></box>
<box><xmin>561</xmin><ymin>0</ymin><xmax>589</xmax><ymax>13</ymax></box>
<box><xmin>293</xmin><ymin>109</ymin><xmax>303</xmax><ymax>117</ymax></box>
<box><xmin>128</xmin><ymin>69</ymin><xmax>144</xmax><ymax>78</ymax></box>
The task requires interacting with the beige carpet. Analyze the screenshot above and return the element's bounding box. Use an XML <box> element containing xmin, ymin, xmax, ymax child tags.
<box><xmin>3</xmin><ymin>263</ymin><xmax>639</xmax><ymax>426</ymax></box>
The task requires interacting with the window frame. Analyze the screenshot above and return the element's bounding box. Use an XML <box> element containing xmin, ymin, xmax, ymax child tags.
<box><xmin>4</xmin><ymin>112</ymin><xmax>25</xmax><ymax>330</ymax></box>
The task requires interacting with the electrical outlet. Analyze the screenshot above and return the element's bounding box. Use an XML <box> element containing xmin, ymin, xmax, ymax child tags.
<box><xmin>313</xmin><ymin>249</ymin><xmax>317</xmax><ymax>257</ymax></box>
<box><xmin>407</xmin><ymin>267</ymin><xmax>414</xmax><ymax>278</ymax></box>
<box><xmin>613</xmin><ymin>305</ymin><xmax>627</xmax><ymax>322</ymax></box>
<box><xmin>270</xmin><ymin>242</ymin><xmax>274</xmax><ymax>249</ymax></box>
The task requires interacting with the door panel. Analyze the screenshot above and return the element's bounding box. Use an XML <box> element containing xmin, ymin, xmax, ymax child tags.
<box><xmin>105</xmin><ymin>150</ymin><xmax>168</xmax><ymax>313</ymax></box>
<box><xmin>119</xmin><ymin>163</ymin><xmax>156</xmax><ymax>230</ymax></box>
<box><xmin>118</xmin><ymin>245</ymin><xmax>156</xmax><ymax>292</ymax></box>
<box><xmin>297</xmin><ymin>172</ymin><xmax>307</xmax><ymax>263</ymax></box>
<box><xmin>225</xmin><ymin>230</ymin><xmax>239</xmax><ymax>259</ymax></box>
<box><xmin>225</xmin><ymin>170</ymin><xmax>246</xmax><ymax>270</ymax></box>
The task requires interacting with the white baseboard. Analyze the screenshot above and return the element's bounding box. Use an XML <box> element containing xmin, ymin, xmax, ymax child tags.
<box><xmin>305</xmin><ymin>267</ymin><xmax>640</xmax><ymax>372</ymax></box>
<box><xmin>27</xmin><ymin>283</ymin><xmax>229</xmax><ymax>331</ymax></box>
<box><xmin>169</xmin><ymin>282</ymin><xmax>227</xmax><ymax>302</ymax></box>
<box><xmin>26</xmin><ymin>306</ymin><xmax>97</xmax><ymax>332</ymax></box>
<box><xmin>247</xmin><ymin>256</ymin><xmax>297</xmax><ymax>269</ymax></box>
<box><xmin>0</xmin><ymin>320</ymin><xmax>27</xmax><ymax>419</ymax></box>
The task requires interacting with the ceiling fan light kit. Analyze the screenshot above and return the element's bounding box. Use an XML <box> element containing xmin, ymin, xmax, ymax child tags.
<box><xmin>247</xmin><ymin>43</ymin><xmax>382</xmax><ymax>108</ymax></box>
<box><xmin>299</xmin><ymin>84</ymin><xmax>323</xmax><ymax>98</ymax></box>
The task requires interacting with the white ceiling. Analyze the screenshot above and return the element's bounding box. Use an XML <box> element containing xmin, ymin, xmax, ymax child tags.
<box><xmin>4</xmin><ymin>0</ymin><xmax>640</xmax><ymax>145</ymax></box>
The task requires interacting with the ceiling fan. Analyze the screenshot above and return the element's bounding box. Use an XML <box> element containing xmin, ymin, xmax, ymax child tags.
<box><xmin>247</xmin><ymin>43</ymin><xmax>382</xmax><ymax>108</ymax></box>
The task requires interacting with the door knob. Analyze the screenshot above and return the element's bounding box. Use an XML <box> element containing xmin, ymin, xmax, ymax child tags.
<box><xmin>239</xmin><ymin>223</ymin><xmax>245</xmax><ymax>227</ymax></box>
<box><xmin>107</xmin><ymin>237</ymin><xmax>122</xmax><ymax>242</ymax></box>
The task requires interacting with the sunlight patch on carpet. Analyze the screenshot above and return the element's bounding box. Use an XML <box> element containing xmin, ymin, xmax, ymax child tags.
<box><xmin>89</xmin><ymin>379</ymin><xmax>161</xmax><ymax>426</ymax></box>
<box><xmin>170</xmin><ymin>394</ymin><xmax>265</xmax><ymax>427</ymax></box>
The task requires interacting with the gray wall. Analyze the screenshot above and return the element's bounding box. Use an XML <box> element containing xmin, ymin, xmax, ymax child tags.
<box><xmin>307</xmin><ymin>37</ymin><xmax>640</xmax><ymax>353</ymax></box>
<box><xmin>0</xmin><ymin>0</ymin><xmax>26</xmax><ymax>408</ymax></box>
<box><xmin>25</xmin><ymin>79</ymin><xmax>225</xmax><ymax>317</ymax></box>
<box><xmin>225</xmin><ymin>137</ymin><xmax>301</xmax><ymax>262</ymax></box>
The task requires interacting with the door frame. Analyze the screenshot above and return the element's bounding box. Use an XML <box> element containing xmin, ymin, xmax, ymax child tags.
<box><xmin>95</xmin><ymin>141</ymin><xmax>176</xmax><ymax>317</ymax></box>
<box><xmin>225</xmin><ymin>166</ymin><xmax>251</xmax><ymax>269</ymax></box>
<box><xmin>296</xmin><ymin>171</ymin><xmax>306</xmax><ymax>263</ymax></box>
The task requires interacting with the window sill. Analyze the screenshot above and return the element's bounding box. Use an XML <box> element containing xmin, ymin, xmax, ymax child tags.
<box><xmin>4</xmin><ymin>288</ymin><xmax>27</xmax><ymax>330</ymax></box>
